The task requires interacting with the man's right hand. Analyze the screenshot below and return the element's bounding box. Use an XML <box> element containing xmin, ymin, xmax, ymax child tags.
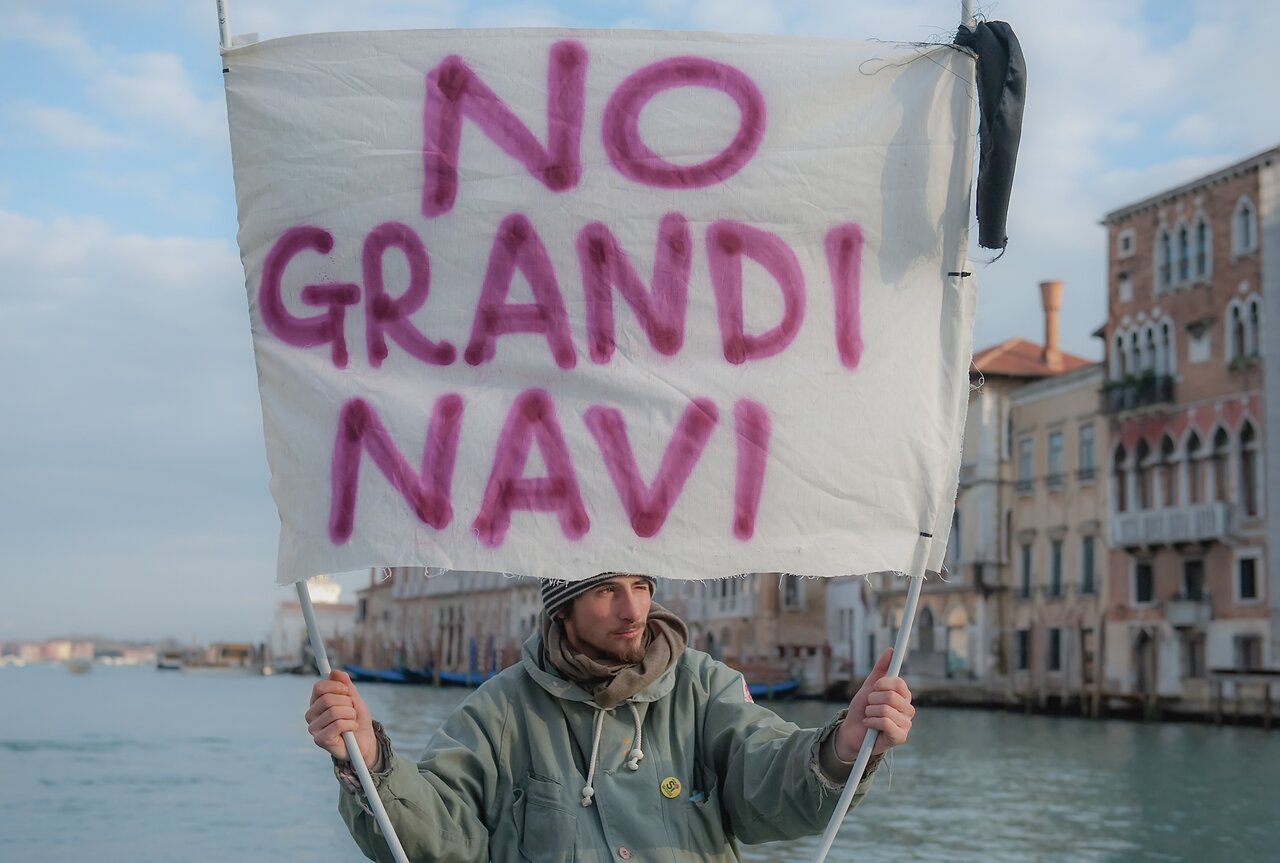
<box><xmin>306</xmin><ymin>670</ymin><xmax>380</xmax><ymax>769</ymax></box>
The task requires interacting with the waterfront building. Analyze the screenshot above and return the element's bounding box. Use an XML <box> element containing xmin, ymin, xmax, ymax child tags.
<box><xmin>677</xmin><ymin>574</ymin><xmax>836</xmax><ymax>695</ymax></box>
<box><xmin>352</xmin><ymin>570</ymin><xmax>400</xmax><ymax>669</ymax></box>
<box><xmin>390</xmin><ymin>567</ymin><xmax>434</xmax><ymax>669</ymax></box>
<box><xmin>1100</xmin><ymin>147</ymin><xmax>1275</xmax><ymax>713</ymax></box>
<box><xmin>1008</xmin><ymin>360</ymin><xmax>1109</xmax><ymax>712</ymax></box>
<box><xmin>879</xmin><ymin>282</ymin><xmax>1091</xmax><ymax>689</ymax></box>
<box><xmin>424</xmin><ymin>571</ymin><xmax>540</xmax><ymax>675</ymax></box>
<box><xmin>270</xmin><ymin>575</ymin><xmax>357</xmax><ymax>670</ymax></box>
<box><xmin>825</xmin><ymin>575</ymin><xmax>878</xmax><ymax>687</ymax></box>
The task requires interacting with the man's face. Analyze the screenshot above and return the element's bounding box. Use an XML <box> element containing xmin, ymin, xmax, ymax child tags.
<box><xmin>561</xmin><ymin>575</ymin><xmax>654</xmax><ymax>664</ymax></box>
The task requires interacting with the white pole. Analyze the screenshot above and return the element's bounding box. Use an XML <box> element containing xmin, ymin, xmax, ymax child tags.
<box><xmin>216</xmin><ymin>0</ymin><xmax>232</xmax><ymax>51</ymax></box>
<box><xmin>806</xmin><ymin>569</ymin><xmax>926</xmax><ymax>863</ymax></box>
<box><xmin>297</xmin><ymin>580</ymin><xmax>413</xmax><ymax>863</ymax></box>
<box><xmin>810</xmin><ymin>6</ymin><xmax>975</xmax><ymax>859</ymax></box>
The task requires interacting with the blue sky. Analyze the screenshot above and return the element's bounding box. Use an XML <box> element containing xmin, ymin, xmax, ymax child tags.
<box><xmin>2</xmin><ymin>0</ymin><xmax>1278</xmax><ymax>642</ymax></box>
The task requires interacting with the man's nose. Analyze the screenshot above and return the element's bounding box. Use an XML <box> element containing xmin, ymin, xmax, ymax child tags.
<box><xmin>618</xmin><ymin>589</ymin><xmax>643</xmax><ymax>620</ymax></box>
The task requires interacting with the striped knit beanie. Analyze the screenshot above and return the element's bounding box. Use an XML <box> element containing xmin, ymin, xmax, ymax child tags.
<box><xmin>540</xmin><ymin>573</ymin><xmax>658</xmax><ymax>618</ymax></box>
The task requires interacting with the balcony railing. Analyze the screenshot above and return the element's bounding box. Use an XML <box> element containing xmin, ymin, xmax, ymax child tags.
<box><xmin>1166</xmin><ymin>596</ymin><xmax>1211</xmax><ymax>628</ymax></box>
<box><xmin>1101</xmin><ymin>374</ymin><xmax>1175</xmax><ymax>414</ymax></box>
<box><xmin>1110</xmin><ymin>501</ymin><xmax>1234</xmax><ymax>548</ymax></box>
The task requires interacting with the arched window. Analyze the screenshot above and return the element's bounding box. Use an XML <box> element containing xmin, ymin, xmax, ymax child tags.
<box><xmin>1182</xmin><ymin>430</ymin><xmax>1203</xmax><ymax>504</ymax></box>
<box><xmin>1144</xmin><ymin>326</ymin><xmax>1157</xmax><ymax>373</ymax></box>
<box><xmin>1212</xmin><ymin>428</ymin><xmax>1230</xmax><ymax>502</ymax></box>
<box><xmin>1136</xmin><ymin>439</ymin><xmax>1153</xmax><ymax>510</ymax></box>
<box><xmin>1230</xmin><ymin>302</ymin><xmax>1247</xmax><ymax>361</ymax></box>
<box><xmin>1160</xmin><ymin>435</ymin><xmax>1178</xmax><ymax>507</ymax></box>
<box><xmin>1129</xmin><ymin>331</ymin><xmax>1141</xmax><ymax>376</ymax></box>
<box><xmin>1233</xmin><ymin>197</ymin><xmax>1257</xmax><ymax>255</ymax></box>
<box><xmin>1247</xmin><ymin>296</ymin><xmax>1262</xmax><ymax>355</ymax></box>
<box><xmin>1186</xmin><ymin>431</ymin><xmax>1203</xmax><ymax>504</ymax></box>
<box><xmin>1240</xmin><ymin>422</ymin><xmax>1259</xmax><ymax>516</ymax></box>
<box><xmin>945</xmin><ymin>511</ymin><xmax>960</xmax><ymax>573</ymax></box>
<box><xmin>1176</xmin><ymin>223</ymin><xmax>1190</xmax><ymax>282</ymax></box>
<box><xmin>1113</xmin><ymin>444</ymin><xmax>1128</xmax><ymax>513</ymax></box>
<box><xmin>918</xmin><ymin>607</ymin><xmax>936</xmax><ymax>652</ymax></box>
<box><xmin>1157</xmin><ymin>229</ymin><xmax>1173</xmax><ymax>290</ymax></box>
<box><xmin>1160</xmin><ymin>321</ymin><xmax>1174</xmax><ymax>376</ymax></box>
<box><xmin>1194</xmin><ymin>216</ymin><xmax>1211</xmax><ymax>278</ymax></box>
<box><xmin>1113</xmin><ymin>333</ymin><xmax>1126</xmax><ymax>378</ymax></box>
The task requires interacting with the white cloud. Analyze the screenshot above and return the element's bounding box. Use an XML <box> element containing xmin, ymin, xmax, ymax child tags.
<box><xmin>24</xmin><ymin>105</ymin><xmax>136</xmax><ymax>150</ymax></box>
<box><xmin>88</xmin><ymin>51</ymin><xmax>226</xmax><ymax>145</ymax></box>
<box><xmin>0</xmin><ymin>209</ymin><xmax>272</xmax><ymax>639</ymax></box>
<box><xmin>80</xmin><ymin>168</ymin><xmax>223</xmax><ymax>221</ymax></box>
<box><xmin>686</xmin><ymin>0</ymin><xmax>788</xmax><ymax>33</ymax></box>
<box><xmin>225</xmin><ymin>0</ymin><xmax>466</xmax><ymax>40</ymax></box>
<box><xmin>468</xmin><ymin>4</ymin><xmax>569</xmax><ymax>28</ymax></box>
<box><xmin>5</xmin><ymin>7</ymin><xmax>226</xmax><ymax>149</ymax></box>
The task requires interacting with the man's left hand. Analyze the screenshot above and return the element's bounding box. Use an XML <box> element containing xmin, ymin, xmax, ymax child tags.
<box><xmin>835</xmin><ymin>648</ymin><xmax>915</xmax><ymax>761</ymax></box>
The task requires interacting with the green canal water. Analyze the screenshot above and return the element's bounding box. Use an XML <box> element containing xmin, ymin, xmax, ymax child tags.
<box><xmin>2</xmin><ymin>664</ymin><xmax>1276</xmax><ymax>862</ymax></box>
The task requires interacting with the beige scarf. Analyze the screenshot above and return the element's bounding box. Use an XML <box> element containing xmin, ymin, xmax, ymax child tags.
<box><xmin>541</xmin><ymin>603</ymin><xmax>688</xmax><ymax>708</ymax></box>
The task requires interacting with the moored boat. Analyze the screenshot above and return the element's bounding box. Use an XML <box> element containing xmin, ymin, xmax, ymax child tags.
<box><xmin>181</xmin><ymin>642</ymin><xmax>262</xmax><ymax>676</ymax></box>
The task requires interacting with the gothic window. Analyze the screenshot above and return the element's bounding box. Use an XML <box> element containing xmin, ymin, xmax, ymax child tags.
<box><xmin>1211</xmin><ymin>428</ymin><xmax>1230</xmax><ymax>503</ymax></box>
<box><xmin>1160</xmin><ymin>435</ymin><xmax>1178</xmax><ymax>507</ymax></box>
<box><xmin>1247</xmin><ymin>296</ymin><xmax>1262</xmax><ymax>355</ymax></box>
<box><xmin>1194</xmin><ymin>216</ymin><xmax>1210</xmax><ymax>278</ymax></box>
<box><xmin>1176</xmin><ymin>223</ymin><xmax>1190</xmax><ymax>282</ymax></box>
<box><xmin>1232</xmin><ymin>197</ymin><xmax>1257</xmax><ymax>255</ymax></box>
<box><xmin>1240</xmin><ymin>422</ymin><xmax>1259</xmax><ymax>516</ymax></box>
<box><xmin>1113</xmin><ymin>444</ymin><xmax>1128</xmax><ymax>513</ymax></box>
<box><xmin>1157</xmin><ymin>229</ymin><xmax>1173</xmax><ymax>290</ymax></box>
<box><xmin>1186</xmin><ymin>431</ymin><xmax>1203</xmax><ymax>504</ymax></box>
<box><xmin>1135</xmin><ymin>439</ymin><xmax>1153</xmax><ymax>510</ymax></box>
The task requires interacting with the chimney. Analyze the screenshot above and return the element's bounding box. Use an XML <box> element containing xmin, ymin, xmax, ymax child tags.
<box><xmin>1040</xmin><ymin>280</ymin><xmax>1063</xmax><ymax>372</ymax></box>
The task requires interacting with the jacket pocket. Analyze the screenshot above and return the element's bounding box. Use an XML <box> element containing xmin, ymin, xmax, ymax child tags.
<box><xmin>682</xmin><ymin>782</ymin><xmax>730</xmax><ymax>857</ymax></box>
<box><xmin>515</xmin><ymin>774</ymin><xmax>576</xmax><ymax>863</ymax></box>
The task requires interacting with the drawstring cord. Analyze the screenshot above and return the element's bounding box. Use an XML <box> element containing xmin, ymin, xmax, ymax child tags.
<box><xmin>581</xmin><ymin>706</ymin><xmax>606</xmax><ymax>806</ymax></box>
<box><xmin>625</xmin><ymin>702</ymin><xmax>644</xmax><ymax>770</ymax></box>
<box><xmin>581</xmin><ymin>701</ymin><xmax>646</xmax><ymax>807</ymax></box>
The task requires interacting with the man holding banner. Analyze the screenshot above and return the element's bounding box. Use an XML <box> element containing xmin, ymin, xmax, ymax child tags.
<box><xmin>307</xmin><ymin>572</ymin><xmax>915</xmax><ymax>862</ymax></box>
<box><xmin>219</xmin><ymin>19</ymin><xmax>1005</xmax><ymax>863</ymax></box>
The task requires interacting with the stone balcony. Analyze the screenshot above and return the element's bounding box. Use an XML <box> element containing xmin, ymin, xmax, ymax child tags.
<box><xmin>1110</xmin><ymin>501</ymin><xmax>1233</xmax><ymax>548</ymax></box>
<box><xmin>1166</xmin><ymin>596</ymin><xmax>1212</xmax><ymax>628</ymax></box>
<box><xmin>1101</xmin><ymin>374</ymin><xmax>1175</xmax><ymax>414</ymax></box>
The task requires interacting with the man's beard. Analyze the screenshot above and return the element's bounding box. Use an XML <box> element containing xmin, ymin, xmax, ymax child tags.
<box><xmin>611</xmin><ymin>638</ymin><xmax>647</xmax><ymax>665</ymax></box>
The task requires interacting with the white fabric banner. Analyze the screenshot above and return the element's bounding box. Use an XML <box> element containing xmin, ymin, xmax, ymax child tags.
<box><xmin>223</xmin><ymin>29</ymin><xmax>977</xmax><ymax>584</ymax></box>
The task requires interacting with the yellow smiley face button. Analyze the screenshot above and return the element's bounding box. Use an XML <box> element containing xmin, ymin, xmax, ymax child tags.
<box><xmin>660</xmin><ymin>777</ymin><xmax>682</xmax><ymax>799</ymax></box>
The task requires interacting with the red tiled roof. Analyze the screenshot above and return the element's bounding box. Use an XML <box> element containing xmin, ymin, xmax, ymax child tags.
<box><xmin>971</xmin><ymin>337</ymin><xmax>1092</xmax><ymax>379</ymax></box>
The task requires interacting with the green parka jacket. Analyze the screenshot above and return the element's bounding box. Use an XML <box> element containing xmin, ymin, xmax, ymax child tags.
<box><xmin>338</xmin><ymin>636</ymin><xmax>877</xmax><ymax>863</ymax></box>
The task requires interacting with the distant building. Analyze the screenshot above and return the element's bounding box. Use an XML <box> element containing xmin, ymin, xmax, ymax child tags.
<box><xmin>1008</xmin><ymin>361</ymin><xmax>1108</xmax><ymax>711</ymax></box>
<box><xmin>880</xmin><ymin>280</ymin><xmax>1092</xmax><ymax>687</ymax></box>
<box><xmin>352</xmin><ymin>570</ymin><xmax>400</xmax><ymax>669</ymax></box>
<box><xmin>1100</xmin><ymin>147</ymin><xmax>1275</xmax><ymax>710</ymax></box>
<box><xmin>677</xmin><ymin>573</ymin><xmax>837</xmax><ymax>696</ymax></box>
<box><xmin>825</xmin><ymin>575</ymin><xmax>877</xmax><ymax>685</ymax></box>
<box><xmin>268</xmin><ymin>575</ymin><xmax>357</xmax><ymax>670</ymax></box>
<box><xmin>424</xmin><ymin>571</ymin><xmax>540</xmax><ymax>675</ymax></box>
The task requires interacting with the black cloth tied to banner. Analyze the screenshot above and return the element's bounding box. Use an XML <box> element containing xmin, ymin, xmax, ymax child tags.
<box><xmin>954</xmin><ymin>21</ymin><xmax>1025</xmax><ymax>251</ymax></box>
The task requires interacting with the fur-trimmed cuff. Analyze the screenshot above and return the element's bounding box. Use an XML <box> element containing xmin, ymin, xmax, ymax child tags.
<box><xmin>332</xmin><ymin>719</ymin><xmax>395</xmax><ymax>794</ymax></box>
<box><xmin>814</xmin><ymin>709</ymin><xmax>883</xmax><ymax>787</ymax></box>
